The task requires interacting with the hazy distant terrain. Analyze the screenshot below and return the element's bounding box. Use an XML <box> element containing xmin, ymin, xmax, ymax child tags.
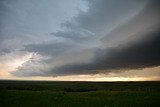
<box><xmin>0</xmin><ymin>81</ymin><xmax>159</xmax><ymax>107</ymax></box>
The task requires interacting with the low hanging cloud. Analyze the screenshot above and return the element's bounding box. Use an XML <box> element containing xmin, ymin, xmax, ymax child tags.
<box><xmin>51</xmin><ymin>30</ymin><xmax>160</xmax><ymax>76</ymax></box>
<box><xmin>10</xmin><ymin>0</ymin><xmax>160</xmax><ymax>77</ymax></box>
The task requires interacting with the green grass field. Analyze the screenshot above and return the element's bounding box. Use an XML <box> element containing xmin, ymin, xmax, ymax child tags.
<box><xmin>0</xmin><ymin>81</ymin><xmax>160</xmax><ymax>107</ymax></box>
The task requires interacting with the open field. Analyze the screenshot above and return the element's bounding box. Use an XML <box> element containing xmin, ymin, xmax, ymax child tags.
<box><xmin>0</xmin><ymin>80</ymin><xmax>160</xmax><ymax>107</ymax></box>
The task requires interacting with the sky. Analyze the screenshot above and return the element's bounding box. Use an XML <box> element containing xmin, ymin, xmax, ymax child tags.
<box><xmin>0</xmin><ymin>0</ymin><xmax>160</xmax><ymax>81</ymax></box>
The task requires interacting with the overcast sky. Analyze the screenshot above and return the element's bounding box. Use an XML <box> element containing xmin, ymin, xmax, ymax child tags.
<box><xmin>0</xmin><ymin>0</ymin><xmax>160</xmax><ymax>81</ymax></box>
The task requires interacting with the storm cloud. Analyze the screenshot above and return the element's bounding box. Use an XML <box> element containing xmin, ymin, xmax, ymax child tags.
<box><xmin>0</xmin><ymin>0</ymin><xmax>160</xmax><ymax>79</ymax></box>
<box><xmin>51</xmin><ymin>30</ymin><xmax>160</xmax><ymax>76</ymax></box>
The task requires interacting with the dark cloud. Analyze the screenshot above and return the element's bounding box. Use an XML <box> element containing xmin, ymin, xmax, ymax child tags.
<box><xmin>41</xmin><ymin>0</ymin><xmax>160</xmax><ymax>76</ymax></box>
<box><xmin>11</xmin><ymin>0</ymin><xmax>160</xmax><ymax>78</ymax></box>
<box><xmin>61</xmin><ymin>0</ymin><xmax>148</xmax><ymax>34</ymax></box>
<box><xmin>51</xmin><ymin>30</ymin><xmax>160</xmax><ymax>76</ymax></box>
<box><xmin>101</xmin><ymin>0</ymin><xmax>160</xmax><ymax>47</ymax></box>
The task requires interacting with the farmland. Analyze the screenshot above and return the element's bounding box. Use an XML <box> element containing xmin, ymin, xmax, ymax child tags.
<box><xmin>0</xmin><ymin>80</ymin><xmax>160</xmax><ymax>107</ymax></box>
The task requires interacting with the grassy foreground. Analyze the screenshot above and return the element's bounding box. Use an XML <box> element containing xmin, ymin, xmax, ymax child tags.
<box><xmin>0</xmin><ymin>81</ymin><xmax>160</xmax><ymax>107</ymax></box>
<box><xmin>0</xmin><ymin>90</ymin><xmax>159</xmax><ymax>107</ymax></box>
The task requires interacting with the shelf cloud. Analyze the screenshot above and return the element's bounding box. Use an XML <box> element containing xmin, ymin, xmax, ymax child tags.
<box><xmin>0</xmin><ymin>0</ymin><xmax>160</xmax><ymax>80</ymax></box>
